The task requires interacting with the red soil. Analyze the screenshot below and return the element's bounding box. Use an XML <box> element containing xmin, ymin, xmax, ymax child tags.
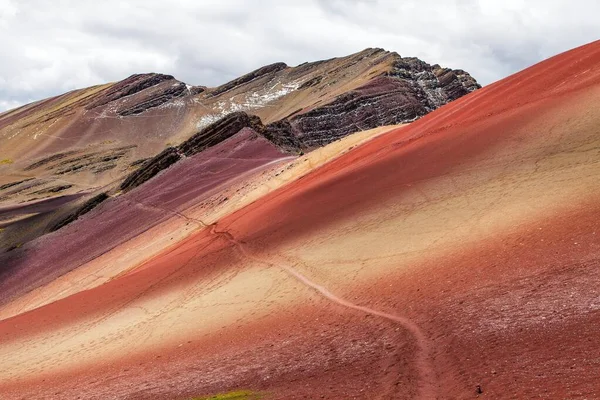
<box><xmin>220</xmin><ymin>40</ymin><xmax>600</xmax><ymax>247</ymax></box>
<box><xmin>0</xmin><ymin>128</ymin><xmax>289</xmax><ymax>308</ymax></box>
<box><xmin>1</xmin><ymin>41</ymin><xmax>600</xmax><ymax>399</ymax></box>
<box><xmin>207</xmin><ymin>40</ymin><xmax>600</xmax><ymax>398</ymax></box>
<box><xmin>3</xmin><ymin>197</ymin><xmax>598</xmax><ymax>399</ymax></box>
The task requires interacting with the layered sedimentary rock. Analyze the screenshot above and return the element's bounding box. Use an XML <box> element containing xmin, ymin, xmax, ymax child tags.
<box><xmin>286</xmin><ymin>54</ymin><xmax>480</xmax><ymax>147</ymax></box>
<box><xmin>179</xmin><ymin>111</ymin><xmax>265</xmax><ymax>156</ymax></box>
<box><xmin>87</xmin><ymin>73</ymin><xmax>206</xmax><ymax>116</ymax></box>
<box><xmin>25</xmin><ymin>145</ymin><xmax>137</xmax><ymax>175</ymax></box>
<box><xmin>208</xmin><ymin>62</ymin><xmax>288</xmax><ymax>97</ymax></box>
<box><xmin>119</xmin><ymin>111</ymin><xmax>303</xmax><ymax>193</ymax></box>
<box><xmin>120</xmin><ymin>148</ymin><xmax>181</xmax><ymax>192</ymax></box>
<box><xmin>119</xmin><ymin>111</ymin><xmax>263</xmax><ymax>193</ymax></box>
<box><xmin>262</xmin><ymin>120</ymin><xmax>305</xmax><ymax>152</ymax></box>
<box><xmin>0</xmin><ymin>47</ymin><xmax>478</xmax><ymax>184</ymax></box>
<box><xmin>85</xmin><ymin>73</ymin><xmax>177</xmax><ymax>109</ymax></box>
<box><xmin>1</xmin><ymin>41</ymin><xmax>600</xmax><ymax>400</ymax></box>
<box><xmin>0</xmin><ymin>47</ymin><xmax>478</xmax><ymax>250</ymax></box>
<box><xmin>387</xmin><ymin>56</ymin><xmax>480</xmax><ymax>106</ymax></box>
<box><xmin>288</xmin><ymin>76</ymin><xmax>425</xmax><ymax>147</ymax></box>
<box><xmin>50</xmin><ymin>193</ymin><xmax>109</xmax><ymax>232</ymax></box>
<box><xmin>431</xmin><ymin>66</ymin><xmax>480</xmax><ymax>100</ymax></box>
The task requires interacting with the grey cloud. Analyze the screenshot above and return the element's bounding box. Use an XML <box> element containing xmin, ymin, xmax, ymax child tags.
<box><xmin>0</xmin><ymin>0</ymin><xmax>598</xmax><ymax>112</ymax></box>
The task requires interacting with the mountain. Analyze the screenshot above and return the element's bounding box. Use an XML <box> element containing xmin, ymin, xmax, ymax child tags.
<box><xmin>7</xmin><ymin>40</ymin><xmax>600</xmax><ymax>399</ymax></box>
<box><xmin>0</xmin><ymin>48</ymin><xmax>478</xmax><ymax>253</ymax></box>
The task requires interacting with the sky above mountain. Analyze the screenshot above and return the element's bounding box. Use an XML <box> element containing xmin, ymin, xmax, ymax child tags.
<box><xmin>0</xmin><ymin>0</ymin><xmax>598</xmax><ymax>112</ymax></box>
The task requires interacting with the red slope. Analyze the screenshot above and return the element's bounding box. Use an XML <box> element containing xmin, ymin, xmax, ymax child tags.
<box><xmin>220</xmin><ymin>40</ymin><xmax>600</xmax><ymax>246</ymax></box>
<box><xmin>0</xmin><ymin>128</ymin><xmax>290</xmax><ymax>309</ymax></box>
<box><xmin>1</xmin><ymin>41</ymin><xmax>600</xmax><ymax>399</ymax></box>
<box><xmin>210</xmin><ymin>40</ymin><xmax>600</xmax><ymax>398</ymax></box>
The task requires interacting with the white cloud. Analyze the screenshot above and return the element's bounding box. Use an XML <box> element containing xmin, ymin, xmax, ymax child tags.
<box><xmin>0</xmin><ymin>0</ymin><xmax>598</xmax><ymax>112</ymax></box>
<box><xmin>0</xmin><ymin>99</ymin><xmax>22</xmax><ymax>113</ymax></box>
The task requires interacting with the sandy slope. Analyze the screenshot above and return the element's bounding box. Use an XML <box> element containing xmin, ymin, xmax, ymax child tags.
<box><xmin>1</xmin><ymin>41</ymin><xmax>600</xmax><ymax>399</ymax></box>
<box><xmin>0</xmin><ymin>124</ymin><xmax>398</xmax><ymax>320</ymax></box>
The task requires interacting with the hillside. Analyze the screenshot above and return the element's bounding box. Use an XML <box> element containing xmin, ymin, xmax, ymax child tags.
<box><xmin>0</xmin><ymin>48</ymin><xmax>478</xmax><ymax>254</ymax></box>
<box><xmin>3</xmin><ymin>40</ymin><xmax>600</xmax><ymax>399</ymax></box>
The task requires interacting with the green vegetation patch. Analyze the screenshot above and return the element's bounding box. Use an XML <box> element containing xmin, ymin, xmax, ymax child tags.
<box><xmin>191</xmin><ymin>390</ymin><xmax>261</xmax><ymax>400</ymax></box>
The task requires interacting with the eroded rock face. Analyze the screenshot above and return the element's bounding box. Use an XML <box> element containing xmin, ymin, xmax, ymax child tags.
<box><xmin>386</xmin><ymin>56</ymin><xmax>481</xmax><ymax>109</ymax></box>
<box><xmin>86</xmin><ymin>74</ymin><xmax>176</xmax><ymax>109</ymax></box>
<box><xmin>120</xmin><ymin>147</ymin><xmax>181</xmax><ymax>192</ymax></box>
<box><xmin>117</xmin><ymin>82</ymin><xmax>188</xmax><ymax>116</ymax></box>
<box><xmin>208</xmin><ymin>63</ymin><xmax>288</xmax><ymax>97</ymax></box>
<box><xmin>50</xmin><ymin>193</ymin><xmax>109</xmax><ymax>232</ymax></box>
<box><xmin>286</xmin><ymin>54</ymin><xmax>480</xmax><ymax>148</ymax></box>
<box><xmin>262</xmin><ymin>120</ymin><xmax>304</xmax><ymax>152</ymax></box>
<box><xmin>432</xmin><ymin>66</ymin><xmax>480</xmax><ymax>101</ymax></box>
<box><xmin>120</xmin><ymin>112</ymin><xmax>269</xmax><ymax>192</ymax></box>
<box><xmin>289</xmin><ymin>76</ymin><xmax>426</xmax><ymax>147</ymax></box>
<box><xmin>179</xmin><ymin>111</ymin><xmax>265</xmax><ymax>156</ymax></box>
<box><xmin>118</xmin><ymin>57</ymin><xmax>479</xmax><ymax>193</ymax></box>
<box><xmin>86</xmin><ymin>73</ymin><xmax>205</xmax><ymax>117</ymax></box>
<box><xmin>25</xmin><ymin>146</ymin><xmax>137</xmax><ymax>175</ymax></box>
<box><xmin>118</xmin><ymin>111</ymin><xmax>308</xmax><ymax>193</ymax></box>
<box><xmin>179</xmin><ymin>111</ymin><xmax>306</xmax><ymax>156</ymax></box>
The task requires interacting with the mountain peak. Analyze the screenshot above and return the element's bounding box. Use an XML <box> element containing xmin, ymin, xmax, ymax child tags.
<box><xmin>0</xmin><ymin>47</ymin><xmax>480</xmax><ymax>234</ymax></box>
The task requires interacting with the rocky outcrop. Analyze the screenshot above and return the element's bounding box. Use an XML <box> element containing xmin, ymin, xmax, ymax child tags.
<box><xmin>86</xmin><ymin>74</ymin><xmax>176</xmax><ymax>109</ymax></box>
<box><xmin>25</xmin><ymin>146</ymin><xmax>136</xmax><ymax>175</ymax></box>
<box><xmin>31</xmin><ymin>185</ymin><xmax>73</xmax><ymax>195</ymax></box>
<box><xmin>186</xmin><ymin>48</ymin><xmax>479</xmax><ymax>150</ymax></box>
<box><xmin>386</xmin><ymin>56</ymin><xmax>481</xmax><ymax>110</ymax></box>
<box><xmin>120</xmin><ymin>113</ymin><xmax>264</xmax><ymax>192</ymax></box>
<box><xmin>24</xmin><ymin>151</ymin><xmax>79</xmax><ymax>171</ymax></box>
<box><xmin>288</xmin><ymin>76</ymin><xmax>426</xmax><ymax>147</ymax></box>
<box><xmin>432</xmin><ymin>66</ymin><xmax>480</xmax><ymax>100</ymax></box>
<box><xmin>179</xmin><ymin>111</ymin><xmax>265</xmax><ymax>156</ymax></box>
<box><xmin>298</xmin><ymin>75</ymin><xmax>323</xmax><ymax>90</ymax></box>
<box><xmin>118</xmin><ymin>111</ymin><xmax>306</xmax><ymax>193</ymax></box>
<box><xmin>0</xmin><ymin>179</ymin><xmax>45</xmax><ymax>201</ymax></box>
<box><xmin>117</xmin><ymin>82</ymin><xmax>189</xmax><ymax>116</ymax></box>
<box><xmin>86</xmin><ymin>73</ymin><xmax>205</xmax><ymax>116</ymax></box>
<box><xmin>0</xmin><ymin>179</ymin><xmax>33</xmax><ymax>191</ymax></box>
<box><xmin>120</xmin><ymin>147</ymin><xmax>181</xmax><ymax>192</ymax></box>
<box><xmin>50</xmin><ymin>193</ymin><xmax>109</xmax><ymax>232</ymax></box>
<box><xmin>207</xmin><ymin>62</ymin><xmax>288</xmax><ymax>97</ymax></box>
<box><xmin>280</xmin><ymin>54</ymin><xmax>480</xmax><ymax>148</ymax></box>
<box><xmin>262</xmin><ymin>120</ymin><xmax>305</xmax><ymax>152</ymax></box>
<box><xmin>118</xmin><ymin>62</ymin><xmax>476</xmax><ymax>192</ymax></box>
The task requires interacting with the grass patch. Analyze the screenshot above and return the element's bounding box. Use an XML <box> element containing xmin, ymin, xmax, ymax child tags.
<box><xmin>0</xmin><ymin>159</ymin><xmax>13</xmax><ymax>164</ymax></box>
<box><xmin>191</xmin><ymin>390</ymin><xmax>261</xmax><ymax>400</ymax></box>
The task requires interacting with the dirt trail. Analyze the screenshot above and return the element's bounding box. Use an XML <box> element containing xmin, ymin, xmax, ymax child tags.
<box><xmin>120</xmin><ymin>197</ymin><xmax>437</xmax><ymax>398</ymax></box>
<box><xmin>209</xmin><ymin>223</ymin><xmax>437</xmax><ymax>399</ymax></box>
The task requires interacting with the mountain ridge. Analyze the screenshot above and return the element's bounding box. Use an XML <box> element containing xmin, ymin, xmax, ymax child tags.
<box><xmin>1</xmin><ymin>40</ymin><xmax>599</xmax><ymax>399</ymax></box>
<box><xmin>0</xmin><ymin>47</ymin><xmax>478</xmax><ymax>254</ymax></box>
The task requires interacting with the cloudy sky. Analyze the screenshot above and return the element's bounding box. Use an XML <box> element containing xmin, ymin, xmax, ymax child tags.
<box><xmin>0</xmin><ymin>0</ymin><xmax>598</xmax><ymax>112</ymax></box>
